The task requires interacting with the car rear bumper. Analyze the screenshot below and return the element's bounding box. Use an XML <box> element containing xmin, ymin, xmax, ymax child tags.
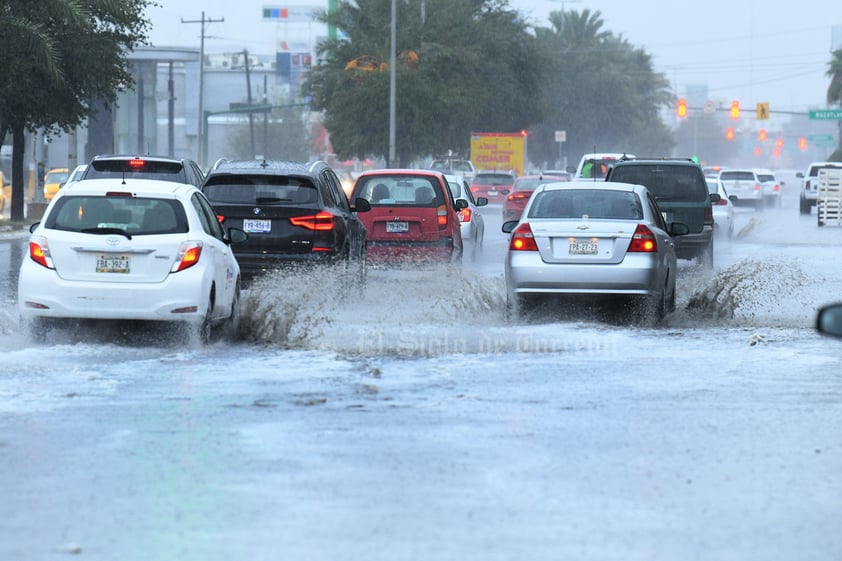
<box><xmin>367</xmin><ymin>239</ymin><xmax>456</xmax><ymax>263</ymax></box>
<box><xmin>673</xmin><ymin>226</ymin><xmax>713</xmax><ymax>259</ymax></box>
<box><xmin>234</xmin><ymin>250</ymin><xmax>342</xmax><ymax>276</ymax></box>
<box><xmin>18</xmin><ymin>261</ymin><xmax>211</xmax><ymax>323</ymax></box>
<box><xmin>506</xmin><ymin>252</ymin><xmax>663</xmax><ymax>296</ymax></box>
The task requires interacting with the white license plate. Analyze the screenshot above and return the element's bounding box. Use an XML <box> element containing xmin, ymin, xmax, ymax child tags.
<box><xmin>488</xmin><ymin>190</ymin><xmax>498</xmax><ymax>196</ymax></box>
<box><xmin>386</xmin><ymin>221</ymin><xmax>409</xmax><ymax>233</ymax></box>
<box><xmin>243</xmin><ymin>218</ymin><xmax>271</xmax><ymax>233</ymax></box>
<box><xmin>96</xmin><ymin>254</ymin><xmax>130</xmax><ymax>273</ymax></box>
<box><xmin>569</xmin><ymin>240</ymin><xmax>598</xmax><ymax>255</ymax></box>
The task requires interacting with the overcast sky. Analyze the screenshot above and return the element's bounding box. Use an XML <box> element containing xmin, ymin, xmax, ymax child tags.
<box><xmin>145</xmin><ymin>0</ymin><xmax>842</xmax><ymax>115</ymax></box>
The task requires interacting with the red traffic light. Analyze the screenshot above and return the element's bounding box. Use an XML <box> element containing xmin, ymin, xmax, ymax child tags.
<box><xmin>726</xmin><ymin>127</ymin><xmax>735</xmax><ymax>140</ymax></box>
<box><xmin>799</xmin><ymin>137</ymin><xmax>808</xmax><ymax>151</ymax></box>
<box><xmin>677</xmin><ymin>98</ymin><xmax>687</xmax><ymax>118</ymax></box>
<box><xmin>758</xmin><ymin>129</ymin><xmax>766</xmax><ymax>141</ymax></box>
<box><xmin>730</xmin><ymin>100</ymin><xmax>740</xmax><ymax>119</ymax></box>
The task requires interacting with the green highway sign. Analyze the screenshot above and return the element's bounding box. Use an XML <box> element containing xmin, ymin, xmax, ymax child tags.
<box><xmin>809</xmin><ymin>109</ymin><xmax>842</xmax><ymax>120</ymax></box>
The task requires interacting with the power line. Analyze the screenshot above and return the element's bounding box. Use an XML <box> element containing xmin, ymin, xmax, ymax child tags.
<box><xmin>182</xmin><ymin>12</ymin><xmax>224</xmax><ymax>167</ymax></box>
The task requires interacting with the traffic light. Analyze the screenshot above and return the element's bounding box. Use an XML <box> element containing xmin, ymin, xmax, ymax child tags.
<box><xmin>726</xmin><ymin>127</ymin><xmax>735</xmax><ymax>140</ymax></box>
<box><xmin>775</xmin><ymin>137</ymin><xmax>784</xmax><ymax>149</ymax></box>
<box><xmin>677</xmin><ymin>98</ymin><xmax>687</xmax><ymax>118</ymax></box>
<box><xmin>754</xmin><ymin>146</ymin><xmax>762</xmax><ymax>156</ymax></box>
<box><xmin>730</xmin><ymin>100</ymin><xmax>740</xmax><ymax>119</ymax></box>
<box><xmin>799</xmin><ymin>137</ymin><xmax>808</xmax><ymax>151</ymax></box>
<box><xmin>758</xmin><ymin>129</ymin><xmax>766</xmax><ymax>141</ymax></box>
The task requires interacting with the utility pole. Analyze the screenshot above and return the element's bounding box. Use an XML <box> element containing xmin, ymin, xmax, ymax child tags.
<box><xmin>181</xmin><ymin>12</ymin><xmax>224</xmax><ymax>167</ymax></box>
<box><xmin>243</xmin><ymin>49</ymin><xmax>256</xmax><ymax>158</ymax></box>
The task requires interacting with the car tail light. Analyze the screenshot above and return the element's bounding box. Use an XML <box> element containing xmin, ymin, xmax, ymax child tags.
<box><xmin>172</xmin><ymin>241</ymin><xmax>203</xmax><ymax>272</ymax></box>
<box><xmin>458</xmin><ymin>207</ymin><xmax>472</xmax><ymax>223</ymax></box>
<box><xmin>753</xmin><ymin>183</ymin><xmax>761</xmax><ymax>191</ymax></box>
<box><xmin>704</xmin><ymin>204</ymin><xmax>714</xmax><ymax>224</ymax></box>
<box><xmin>773</xmin><ymin>184</ymin><xmax>780</xmax><ymax>192</ymax></box>
<box><xmin>628</xmin><ymin>224</ymin><xmax>657</xmax><ymax>252</ymax></box>
<box><xmin>29</xmin><ymin>236</ymin><xmax>54</xmax><ymax>269</ymax></box>
<box><xmin>128</xmin><ymin>159</ymin><xmax>145</xmax><ymax>169</ymax></box>
<box><xmin>437</xmin><ymin>204</ymin><xmax>448</xmax><ymax>228</ymax></box>
<box><xmin>216</xmin><ymin>214</ymin><xmax>225</xmax><ymax>223</ymax></box>
<box><xmin>290</xmin><ymin>211</ymin><xmax>335</xmax><ymax>231</ymax></box>
<box><xmin>509</xmin><ymin>222</ymin><xmax>538</xmax><ymax>251</ymax></box>
<box><xmin>507</xmin><ymin>192</ymin><xmax>529</xmax><ymax>201</ymax></box>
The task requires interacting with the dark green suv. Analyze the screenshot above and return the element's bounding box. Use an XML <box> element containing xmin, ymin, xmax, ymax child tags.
<box><xmin>604</xmin><ymin>158</ymin><xmax>719</xmax><ymax>268</ymax></box>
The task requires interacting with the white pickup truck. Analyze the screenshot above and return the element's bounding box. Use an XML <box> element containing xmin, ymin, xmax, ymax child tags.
<box><xmin>800</xmin><ymin>161</ymin><xmax>842</xmax><ymax>214</ymax></box>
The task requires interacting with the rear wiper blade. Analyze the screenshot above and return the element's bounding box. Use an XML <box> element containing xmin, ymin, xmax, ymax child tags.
<box><xmin>80</xmin><ymin>227</ymin><xmax>132</xmax><ymax>240</ymax></box>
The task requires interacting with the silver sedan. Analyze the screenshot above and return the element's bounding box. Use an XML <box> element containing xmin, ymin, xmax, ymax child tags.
<box><xmin>502</xmin><ymin>181</ymin><xmax>690</xmax><ymax>324</ymax></box>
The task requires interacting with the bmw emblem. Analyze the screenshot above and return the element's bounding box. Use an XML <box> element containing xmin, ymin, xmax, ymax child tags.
<box><xmin>253</xmin><ymin>207</ymin><xmax>261</xmax><ymax>215</ymax></box>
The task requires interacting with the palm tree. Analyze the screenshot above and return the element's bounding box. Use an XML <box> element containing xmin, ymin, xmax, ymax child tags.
<box><xmin>827</xmin><ymin>48</ymin><xmax>842</xmax><ymax>106</ymax></box>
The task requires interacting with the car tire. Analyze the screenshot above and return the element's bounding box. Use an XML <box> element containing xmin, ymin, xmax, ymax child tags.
<box><xmin>800</xmin><ymin>197</ymin><xmax>810</xmax><ymax>214</ymax></box>
<box><xmin>194</xmin><ymin>299</ymin><xmax>213</xmax><ymax>345</ymax></box>
<box><xmin>220</xmin><ymin>280</ymin><xmax>241</xmax><ymax>341</ymax></box>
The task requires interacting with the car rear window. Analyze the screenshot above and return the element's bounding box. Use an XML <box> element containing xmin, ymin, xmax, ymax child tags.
<box><xmin>610</xmin><ymin>165</ymin><xmax>708</xmax><ymax>202</ymax></box>
<box><xmin>757</xmin><ymin>174</ymin><xmax>775</xmax><ymax>182</ymax></box>
<box><xmin>529</xmin><ymin>189</ymin><xmax>643</xmax><ymax>220</ymax></box>
<box><xmin>720</xmin><ymin>171</ymin><xmax>755</xmax><ymax>181</ymax></box>
<box><xmin>203</xmin><ymin>175</ymin><xmax>318</xmax><ymax>205</ymax></box>
<box><xmin>85</xmin><ymin>159</ymin><xmax>186</xmax><ymax>182</ymax></box>
<box><xmin>45</xmin><ymin>195</ymin><xmax>189</xmax><ymax>235</ymax></box>
<box><xmin>809</xmin><ymin>164</ymin><xmax>842</xmax><ymax>177</ymax></box>
<box><xmin>356</xmin><ymin>176</ymin><xmax>444</xmax><ymax>207</ymax></box>
<box><xmin>473</xmin><ymin>173</ymin><xmax>514</xmax><ymax>185</ymax></box>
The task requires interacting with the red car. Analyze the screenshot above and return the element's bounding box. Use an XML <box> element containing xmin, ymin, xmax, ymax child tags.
<box><xmin>502</xmin><ymin>174</ymin><xmax>570</xmax><ymax>221</ymax></box>
<box><xmin>469</xmin><ymin>171</ymin><xmax>516</xmax><ymax>204</ymax></box>
<box><xmin>350</xmin><ymin>169</ymin><xmax>466</xmax><ymax>264</ymax></box>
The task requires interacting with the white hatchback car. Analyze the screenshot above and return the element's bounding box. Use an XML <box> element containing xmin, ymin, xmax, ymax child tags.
<box><xmin>18</xmin><ymin>178</ymin><xmax>248</xmax><ymax>342</ymax></box>
<box><xmin>706</xmin><ymin>176</ymin><xmax>736</xmax><ymax>239</ymax></box>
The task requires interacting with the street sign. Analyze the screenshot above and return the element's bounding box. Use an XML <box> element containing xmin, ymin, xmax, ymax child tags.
<box><xmin>554</xmin><ymin>130</ymin><xmax>566</xmax><ymax>143</ymax></box>
<box><xmin>756</xmin><ymin>102</ymin><xmax>769</xmax><ymax>120</ymax></box>
<box><xmin>809</xmin><ymin>109</ymin><xmax>842</xmax><ymax>120</ymax></box>
<box><xmin>808</xmin><ymin>134</ymin><xmax>836</xmax><ymax>147</ymax></box>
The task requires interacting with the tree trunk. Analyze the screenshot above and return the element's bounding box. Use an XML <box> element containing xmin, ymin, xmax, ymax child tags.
<box><xmin>11</xmin><ymin>122</ymin><xmax>26</xmax><ymax>222</ymax></box>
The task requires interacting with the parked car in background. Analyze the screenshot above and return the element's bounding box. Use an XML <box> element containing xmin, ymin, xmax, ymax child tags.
<box><xmin>800</xmin><ymin>161</ymin><xmax>842</xmax><ymax>215</ymax></box>
<box><xmin>43</xmin><ymin>167</ymin><xmax>69</xmax><ymax>201</ymax></box>
<box><xmin>502</xmin><ymin>181</ymin><xmax>689</xmax><ymax>324</ymax></box>
<box><xmin>18</xmin><ymin>177</ymin><xmax>248</xmax><ymax>342</ymax></box>
<box><xmin>350</xmin><ymin>169</ymin><xmax>465</xmax><ymax>264</ymax></box>
<box><xmin>469</xmin><ymin>170</ymin><xmax>516</xmax><ymax>204</ymax></box>
<box><xmin>719</xmin><ymin>168</ymin><xmax>764</xmax><ymax>209</ymax></box>
<box><xmin>430</xmin><ymin>158</ymin><xmax>476</xmax><ymax>181</ymax></box>
<box><xmin>443</xmin><ymin>173</ymin><xmax>487</xmax><ymax>250</ymax></box>
<box><xmin>706</xmin><ymin>176</ymin><xmax>736</xmax><ymax>239</ymax></box>
<box><xmin>755</xmin><ymin>168</ymin><xmax>781</xmax><ymax>207</ymax></box>
<box><xmin>202</xmin><ymin>159</ymin><xmax>369</xmax><ymax>281</ymax></box>
<box><xmin>502</xmin><ymin>173</ymin><xmax>570</xmax><ymax>221</ymax></box>
<box><xmin>605</xmin><ymin>158</ymin><xmax>718</xmax><ymax>268</ymax></box>
<box><xmin>574</xmin><ymin>153</ymin><xmax>634</xmax><ymax>179</ymax></box>
<box><xmin>82</xmin><ymin>154</ymin><xmax>205</xmax><ymax>188</ymax></box>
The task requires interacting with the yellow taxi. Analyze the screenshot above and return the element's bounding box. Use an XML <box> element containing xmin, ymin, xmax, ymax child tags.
<box><xmin>0</xmin><ymin>170</ymin><xmax>10</xmax><ymax>213</ymax></box>
<box><xmin>43</xmin><ymin>167</ymin><xmax>69</xmax><ymax>201</ymax></box>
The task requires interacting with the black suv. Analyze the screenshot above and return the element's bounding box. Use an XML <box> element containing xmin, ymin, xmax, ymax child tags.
<box><xmin>82</xmin><ymin>155</ymin><xmax>206</xmax><ymax>187</ymax></box>
<box><xmin>605</xmin><ymin>158</ymin><xmax>719</xmax><ymax>268</ymax></box>
<box><xmin>201</xmin><ymin>159</ymin><xmax>370</xmax><ymax>280</ymax></box>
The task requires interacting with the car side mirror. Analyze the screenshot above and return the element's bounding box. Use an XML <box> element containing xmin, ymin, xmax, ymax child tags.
<box><xmin>709</xmin><ymin>193</ymin><xmax>721</xmax><ymax>203</ymax></box>
<box><xmin>817</xmin><ymin>303</ymin><xmax>842</xmax><ymax>337</ymax></box>
<box><xmin>353</xmin><ymin>197</ymin><xmax>371</xmax><ymax>212</ymax></box>
<box><xmin>669</xmin><ymin>222</ymin><xmax>691</xmax><ymax>236</ymax></box>
<box><xmin>729</xmin><ymin>195</ymin><xmax>738</xmax><ymax>202</ymax></box>
<box><xmin>455</xmin><ymin>198</ymin><xmax>469</xmax><ymax>210</ymax></box>
<box><xmin>475</xmin><ymin>197</ymin><xmax>488</xmax><ymax>207</ymax></box>
<box><xmin>227</xmin><ymin>227</ymin><xmax>249</xmax><ymax>244</ymax></box>
<box><xmin>502</xmin><ymin>220</ymin><xmax>519</xmax><ymax>234</ymax></box>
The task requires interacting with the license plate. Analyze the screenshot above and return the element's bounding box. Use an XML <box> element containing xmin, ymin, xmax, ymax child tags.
<box><xmin>488</xmin><ymin>190</ymin><xmax>498</xmax><ymax>196</ymax></box>
<box><xmin>569</xmin><ymin>240</ymin><xmax>598</xmax><ymax>255</ymax></box>
<box><xmin>243</xmin><ymin>218</ymin><xmax>271</xmax><ymax>233</ymax></box>
<box><xmin>96</xmin><ymin>254</ymin><xmax>130</xmax><ymax>273</ymax></box>
<box><xmin>386</xmin><ymin>221</ymin><xmax>409</xmax><ymax>233</ymax></box>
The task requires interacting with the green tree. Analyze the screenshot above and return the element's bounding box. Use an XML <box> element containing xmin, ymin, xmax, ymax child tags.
<box><xmin>0</xmin><ymin>0</ymin><xmax>152</xmax><ymax>221</ymax></box>
<box><xmin>304</xmin><ymin>0</ymin><xmax>545</xmax><ymax>166</ymax></box>
<box><xmin>826</xmin><ymin>48</ymin><xmax>842</xmax><ymax>106</ymax></box>
<box><xmin>530</xmin><ymin>9</ymin><xmax>673</xmax><ymax>169</ymax></box>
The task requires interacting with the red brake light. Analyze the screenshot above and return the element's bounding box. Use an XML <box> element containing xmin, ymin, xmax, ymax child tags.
<box><xmin>290</xmin><ymin>211</ymin><xmax>335</xmax><ymax>231</ymax></box>
<box><xmin>437</xmin><ymin>204</ymin><xmax>448</xmax><ymax>228</ymax></box>
<box><xmin>172</xmin><ymin>241</ymin><xmax>203</xmax><ymax>272</ymax></box>
<box><xmin>216</xmin><ymin>214</ymin><xmax>225</xmax><ymax>223</ymax></box>
<box><xmin>509</xmin><ymin>222</ymin><xmax>538</xmax><ymax>251</ymax></box>
<box><xmin>458</xmin><ymin>207</ymin><xmax>472</xmax><ymax>223</ymax></box>
<box><xmin>754</xmin><ymin>183</ymin><xmax>761</xmax><ymax>191</ymax></box>
<box><xmin>29</xmin><ymin>237</ymin><xmax>54</xmax><ymax>269</ymax></box>
<box><xmin>128</xmin><ymin>159</ymin><xmax>145</xmax><ymax>169</ymax></box>
<box><xmin>773</xmin><ymin>184</ymin><xmax>780</xmax><ymax>192</ymax></box>
<box><xmin>628</xmin><ymin>224</ymin><xmax>657</xmax><ymax>252</ymax></box>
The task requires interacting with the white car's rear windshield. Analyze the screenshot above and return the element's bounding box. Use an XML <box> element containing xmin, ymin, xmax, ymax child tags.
<box><xmin>45</xmin><ymin>195</ymin><xmax>189</xmax><ymax>235</ymax></box>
